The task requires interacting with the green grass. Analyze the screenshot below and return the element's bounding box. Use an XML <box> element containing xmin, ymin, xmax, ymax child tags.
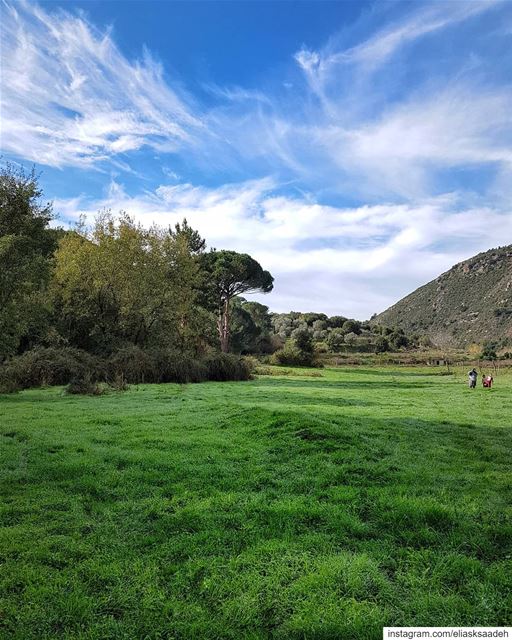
<box><xmin>1</xmin><ymin>366</ymin><xmax>511</xmax><ymax>639</ymax></box>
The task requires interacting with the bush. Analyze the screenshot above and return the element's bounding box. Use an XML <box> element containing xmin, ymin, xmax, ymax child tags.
<box><xmin>107</xmin><ymin>346</ymin><xmax>155</xmax><ymax>384</ymax></box>
<box><xmin>1</xmin><ymin>347</ymin><xmax>100</xmax><ymax>390</ymax></box>
<box><xmin>0</xmin><ymin>374</ymin><xmax>21</xmax><ymax>394</ymax></box>
<box><xmin>480</xmin><ymin>342</ymin><xmax>497</xmax><ymax>360</ymax></box>
<box><xmin>150</xmin><ymin>350</ymin><xmax>207</xmax><ymax>383</ymax></box>
<box><xmin>270</xmin><ymin>340</ymin><xmax>320</xmax><ymax>367</ymax></box>
<box><xmin>66</xmin><ymin>375</ymin><xmax>104</xmax><ymax>395</ymax></box>
<box><xmin>203</xmin><ymin>353</ymin><xmax>253</xmax><ymax>381</ymax></box>
<box><xmin>374</xmin><ymin>336</ymin><xmax>389</xmax><ymax>353</ymax></box>
<box><xmin>327</xmin><ymin>329</ymin><xmax>345</xmax><ymax>352</ymax></box>
<box><xmin>165</xmin><ymin>356</ymin><xmax>208</xmax><ymax>383</ymax></box>
<box><xmin>108</xmin><ymin>373</ymin><xmax>130</xmax><ymax>392</ymax></box>
<box><xmin>271</xmin><ymin>342</ymin><xmax>304</xmax><ymax>366</ymax></box>
<box><xmin>293</xmin><ymin>329</ymin><xmax>313</xmax><ymax>353</ymax></box>
<box><xmin>0</xmin><ymin>345</ymin><xmax>256</xmax><ymax>391</ymax></box>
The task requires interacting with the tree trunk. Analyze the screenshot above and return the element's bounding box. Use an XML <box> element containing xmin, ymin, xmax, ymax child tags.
<box><xmin>219</xmin><ymin>297</ymin><xmax>230</xmax><ymax>352</ymax></box>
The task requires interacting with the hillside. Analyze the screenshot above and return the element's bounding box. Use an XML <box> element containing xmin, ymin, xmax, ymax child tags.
<box><xmin>375</xmin><ymin>245</ymin><xmax>512</xmax><ymax>348</ymax></box>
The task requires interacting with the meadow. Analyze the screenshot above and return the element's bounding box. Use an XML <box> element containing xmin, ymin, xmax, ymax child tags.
<box><xmin>1</xmin><ymin>366</ymin><xmax>511</xmax><ymax>639</ymax></box>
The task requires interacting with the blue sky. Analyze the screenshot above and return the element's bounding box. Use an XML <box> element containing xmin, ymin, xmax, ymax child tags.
<box><xmin>1</xmin><ymin>0</ymin><xmax>512</xmax><ymax>317</ymax></box>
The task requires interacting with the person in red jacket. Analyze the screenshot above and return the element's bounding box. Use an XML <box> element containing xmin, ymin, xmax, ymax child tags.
<box><xmin>482</xmin><ymin>374</ymin><xmax>493</xmax><ymax>388</ymax></box>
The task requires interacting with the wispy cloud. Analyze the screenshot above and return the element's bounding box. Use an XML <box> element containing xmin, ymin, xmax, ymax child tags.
<box><xmin>295</xmin><ymin>0</ymin><xmax>502</xmax><ymax>88</ymax></box>
<box><xmin>334</xmin><ymin>1</ymin><xmax>501</xmax><ymax>69</ymax></box>
<box><xmin>281</xmin><ymin>1</ymin><xmax>512</xmax><ymax>199</ymax></box>
<box><xmin>202</xmin><ymin>83</ymin><xmax>272</xmax><ymax>105</ymax></box>
<box><xmin>1</xmin><ymin>0</ymin><xmax>205</xmax><ymax>168</ymax></box>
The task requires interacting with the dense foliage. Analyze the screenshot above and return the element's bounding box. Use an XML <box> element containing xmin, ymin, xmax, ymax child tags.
<box><xmin>0</xmin><ymin>164</ymin><xmax>61</xmax><ymax>358</ymax></box>
<box><xmin>270</xmin><ymin>311</ymin><xmax>416</xmax><ymax>355</ymax></box>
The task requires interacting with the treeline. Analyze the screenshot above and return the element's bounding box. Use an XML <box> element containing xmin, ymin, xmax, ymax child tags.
<box><xmin>0</xmin><ymin>165</ymin><xmax>272</xmax><ymax>390</ymax></box>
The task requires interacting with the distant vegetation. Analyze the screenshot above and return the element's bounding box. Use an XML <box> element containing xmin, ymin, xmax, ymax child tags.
<box><xmin>269</xmin><ymin>311</ymin><xmax>415</xmax><ymax>364</ymax></box>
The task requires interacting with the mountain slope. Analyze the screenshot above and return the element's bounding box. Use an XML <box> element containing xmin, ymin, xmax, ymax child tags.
<box><xmin>375</xmin><ymin>245</ymin><xmax>512</xmax><ymax>347</ymax></box>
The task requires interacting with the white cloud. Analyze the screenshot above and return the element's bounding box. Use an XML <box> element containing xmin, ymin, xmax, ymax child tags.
<box><xmin>53</xmin><ymin>179</ymin><xmax>512</xmax><ymax>317</ymax></box>
<box><xmin>0</xmin><ymin>0</ymin><xmax>205</xmax><ymax>167</ymax></box>
<box><xmin>310</xmin><ymin>86</ymin><xmax>512</xmax><ymax>198</ymax></box>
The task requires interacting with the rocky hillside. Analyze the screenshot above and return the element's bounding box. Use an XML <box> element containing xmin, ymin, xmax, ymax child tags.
<box><xmin>375</xmin><ymin>245</ymin><xmax>512</xmax><ymax>348</ymax></box>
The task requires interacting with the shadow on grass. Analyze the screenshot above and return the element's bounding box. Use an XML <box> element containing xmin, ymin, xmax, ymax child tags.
<box><xmin>250</xmin><ymin>377</ymin><xmax>433</xmax><ymax>390</ymax></box>
<box><xmin>331</xmin><ymin>367</ymin><xmax>451</xmax><ymax>377</ymax></box>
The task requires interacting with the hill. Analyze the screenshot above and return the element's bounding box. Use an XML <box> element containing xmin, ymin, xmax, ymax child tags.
<box><xmin>375</xmin><ymin>245</ymin><xmax>512</xmax><ymax>348</ymax></box>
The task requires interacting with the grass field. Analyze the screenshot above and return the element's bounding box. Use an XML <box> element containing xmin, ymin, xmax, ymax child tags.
<box><xmin>1</xmin><ymin>366</ymin><xmax>511</xmax><ymax>639</ymax></box>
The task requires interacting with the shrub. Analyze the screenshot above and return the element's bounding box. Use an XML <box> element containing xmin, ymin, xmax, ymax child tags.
<box><xmin>0</xmin><ymin>345</ymin><xmax>257</xmax><ymax>390</ymax></box>
<box><xmin>0</xmin><ymin>373</ymin><xmax>21</xmax><ymax>394</ymax></box>
<box><xmin>107</xmin><ymin>346</ymin><xmax>155</xmax><ymax>384</ymax></box>
<box><xmin>203</xmin><ymin>353</ymin><xmax>253</xmax><ymax>381</ymax></box>
<box><xmin>66</xmin><ymin>375</ymin><xmax>103</xmax><ymax>395</ymax></box>
<box><xmin>108</xmin><ymin>373</ymin><xmax>130</xmax><ymax>392</ymax></box>
<box><xmin>327</xmin><ymin>329</ymin><xmax>345</xmax><ymax>352</ymax></box>
<box><xmin>271</xmin><ymin>342</ymin><xmax>304</xmax><ymax>366</ymax></box>
<box><xmin>270</xmin><ymin>340</ymin><xmax>320</xmax><ymax>367</ymax></box>
<box><xmin>480</xmin><ymin>342</ymin><xmax>497</xmax><ymax>360</ymax></box>
<box><xmin>1</xmin><ymin>347</ymin><xmax>100</xmax><ymax>390</ymax></box>
<box><xmin>293</xmin><ymin>329</ymin><xmax>313</xmax><ymax>353</ymax></box>
<box><xmin>242</xmin><ymin>355</ymin><xmax>260</xmax><ymax>372</ymax></box>
<box><xmin>374</xmin><ymin>336</ymin><xmax>389</xmax><ymax>353</ymax></box>
<box><xmin>150</xmin><ymin>350</ymin><xmax>207</xmax><ymax>383</ymax></box>
<box><xmin>166</xmin><ymin>356</ymin><xmax>208</xmax><ymax>383</ymax></box>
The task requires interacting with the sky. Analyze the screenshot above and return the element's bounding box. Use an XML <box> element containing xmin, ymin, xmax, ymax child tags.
<box><xmin>1</xmin><ymin>0</ymin><xmax>512</xmax><ymax>318</ymax></box>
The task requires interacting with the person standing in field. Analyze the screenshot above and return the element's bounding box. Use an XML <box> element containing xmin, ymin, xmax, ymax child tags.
<box><xmin>468</xmin><ymin>368</ymin><xmax>478</xmax><ymax>388</ymax></box>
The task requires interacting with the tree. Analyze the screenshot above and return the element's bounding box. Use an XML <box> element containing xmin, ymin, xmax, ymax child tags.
<box><xmin>199</xmin><ymin>250</ymin><xmax>273</xmax><ymax>352</ymax></box>
<box><xmin>480</xmin><ymin>341</ymin><xmax>497</xmax><ymax>361</ymax></box>
<box><xmin>52</xmin><ymin>212</ymin><xmax>209</xmax><ymax>354</ymax></box>
<box><xmin>342</xmin><ymin>319</ymin><xmax>361</xmax><ymax>335</ymax></box>
<box><xmin>389</xmin><ymin>331</ymin><xmax>408</xmax><ymax>350</ymax></box>
<box><xmin>0</xmin><ymin>164</ymin><xmax>58</xmax><ymax>359</ymax></box>
<box><xmin>293</xmin><ymin>328</ymin><xmax>313</xmax><ymax>354</ymax></box>
<box><xmin>169</xmin><ymin>218</ymin><xmax>206</xmax><ymax>255</ymax></box>
<box><xmin>374</xmin><ymin>336</ymin><xmax>389</xmax><ymax>353</ymax></box>
<box><xmin>328</xmin><ymin>315</ymin><xmax>348</xmax><ymax>328</ymax></box>
<box><xmin>230</xmin><ymin>299</ymin><xmax>273</xmax><ymax>354</ymax></box>
<box><xmin>301</xmin><ymin>312</ymin><xmax>327</xmax><ymax>326</ymax></box>
<box><xmin>327</xmin><ymin>329</ymin><xmax>345</xmax><ymax>352</ymax></box>
<box><xmin>229</xmin><ymin>300</ymin><xmax>259</xmax><ymax>354</ymax></box>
